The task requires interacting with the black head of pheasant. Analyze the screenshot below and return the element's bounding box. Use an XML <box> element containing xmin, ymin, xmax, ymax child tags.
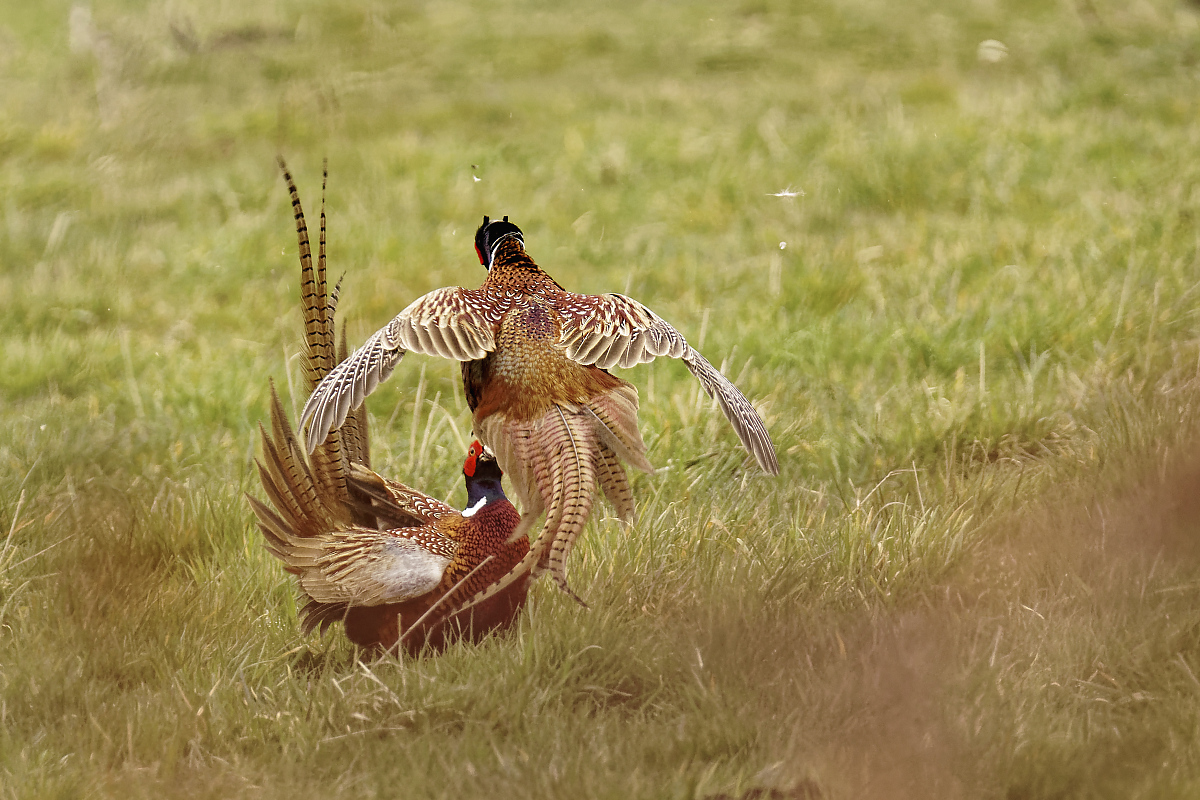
<box><xmin>462</xmin><ymin>440</ymin><xmax>507</xmax><ymax>516</ymax></box>
<box><xmin>474</xmin><ymin>215</ymin><xmax>524</xmax><ymax>270</ymax></box>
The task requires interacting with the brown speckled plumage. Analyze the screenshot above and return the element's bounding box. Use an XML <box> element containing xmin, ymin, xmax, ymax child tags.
<box><xmin>299</xmin><ymin>212</ymin><xmax>779</xmax><ymax>623</ymax></box>
<box><xmin>247</xmin><ymin>163</ymin><xmax>529</xmax><ymax>655</ymax></box>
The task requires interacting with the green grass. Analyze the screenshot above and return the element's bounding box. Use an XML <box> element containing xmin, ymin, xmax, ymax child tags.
<box><xmin>3</xmin><ymin>0</ymin><xmax>1200</xmax><ymax>796</ymax></box>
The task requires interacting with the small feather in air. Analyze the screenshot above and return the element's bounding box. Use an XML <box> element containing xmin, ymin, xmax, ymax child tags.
<box><xmin>977</xmin><ymin>40</ymin><xmax>1008</xmax><ymax>63</ymax></box>
<box><xmin>472</xmin><ymin>164</ymin><xmax>482</xmax><ymax>182</ymax></box>
<box><xmin>767</xmin><ymin>186</ymin><xmax>804</xmax><ymax>198</ymax></box>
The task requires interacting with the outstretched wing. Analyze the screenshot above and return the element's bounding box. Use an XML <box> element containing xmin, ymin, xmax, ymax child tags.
<box><xmin>557</xmin><ymin>293</ymin><xmax>779</xmax><ymax>475</ymax></box>
<box><xmin>251</xmin><ymin>500</ymin><xmax>456</xmax><ymax>606</ymax></box>
<box><xmin>300</xmin><ymin>287</ymin><xmax>498</xmax><ymax>453</ymax></box>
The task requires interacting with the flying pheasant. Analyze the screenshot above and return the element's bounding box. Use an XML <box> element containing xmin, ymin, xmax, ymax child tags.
<box><xmin>298</xmin><ymin>214</ymin><xmax>779</xmax><ymax>612</ymax></box>
<box><xmin>247</xmin><ymin>162</ymin><xmax>529</xmax><ymax>654</ymax></box>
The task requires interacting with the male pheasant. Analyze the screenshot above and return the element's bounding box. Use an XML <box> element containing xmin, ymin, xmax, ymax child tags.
<box><xmin>247</xmin><ymin>162</ymin><xmax>529</xmax><ymax>654</ymax></box>
<box><xmin>251</xmin><ymin>434</ymin><xmax>529</xmax><ymax>654</ymax></box>
<box><xmin>299</xmin><ymin>214</ymin><xmax>779</xmax><ymax>613</ymax></box>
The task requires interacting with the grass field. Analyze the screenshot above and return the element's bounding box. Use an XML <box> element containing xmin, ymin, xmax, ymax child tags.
<box><xmin>3</xmin><ymin>0</ymin><xmax>1200</xmax><ymax>796</ymax></box>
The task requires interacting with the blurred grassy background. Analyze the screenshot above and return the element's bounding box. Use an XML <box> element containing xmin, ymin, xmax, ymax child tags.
<box><xmin>3</xmin><ymin>0</ymin><xmax>1200</xmax><ymax>797</ymax></box>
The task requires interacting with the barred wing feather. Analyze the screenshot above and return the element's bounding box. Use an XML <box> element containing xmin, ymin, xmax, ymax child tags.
<box><xmin>257</xmin><ymin>516</ymin><xmax>456</xmax><ymax>607</ymax></box>
<box><xmin>300</xmin><ymin>287</ymin><xmax>497</xmax><ymax>453</ymax></box>
<box><xmin>558</xmin><ymin>293</ymin><xmax>779</xmax><ymax>475</ymax></box>
<box><xmin>347</xmin><ymin>462</ymin><xmax>457</xmax><ymax>528</ymax></box>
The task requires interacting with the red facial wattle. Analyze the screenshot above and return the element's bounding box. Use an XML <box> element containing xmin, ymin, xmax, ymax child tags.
<box><xmin>464</xmin><ymin>440</ymin><xmax>482</xmax><ymax>477</ymax></box>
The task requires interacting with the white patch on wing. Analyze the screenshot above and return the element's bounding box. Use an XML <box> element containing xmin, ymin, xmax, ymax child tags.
<box><xmin>375</xmin><ymin>539</ymin><xmax>451</xmax><ymax>601</ymax></box>
<box><xmin>299</xmin><ymin>536</ymin><xmax>452</xmax><ymax>605</ymax></box>
<box><xmin>461</xmin><ymin>496</ymin><xmax>488</xmax><ymax>518</ymax></box>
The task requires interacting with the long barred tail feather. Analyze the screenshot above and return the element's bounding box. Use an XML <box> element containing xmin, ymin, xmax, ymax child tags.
<box><xmin>595</xmin><ymin>441</ymin><xmax>635</xmax><ymax>525</ymax></box>
<box><xmin>437</xmin><ymin>411</ymin><xmax>568</xmax><ymax>620</ymax></box>
<box><xmin>318</xmin><ymin>158</ymin><xmax>327</xmax><ymax>310</ymax></box>
<box><xmin>526</xmin><ymin>418</ymin><xmax>568</xmax><ymax>576</ymax></box>
<box><xmin>544</xmin><ymin>407</ymin><xmax>597</xmax><ymax>603</ymax></box>
<box><xmin>280</xmin><ymin>158</ymin><xmax>355</xmax><ymax>511</ymax></box>
<box><xmin>586</xmin><ymin>384</ymin><xmax>654</xmax><ymax>475</ymax></box>
<box><xmin>258</xmin><ymin>382</ymin><xmax>326</xmax><ymax>533</ymax></box>
<box><xmin>251</xmin><ymin>159</ymin><xmax>378</xmax><ymax>632</ymax></box>
<box><xmin>259</xmin><ymin>160</ymin><xmax>490</xmax><ymax>641</ymax></box>
<box><xmin>485</xmin><ymin>418</ymin><xmax>543</xmax><ymax>528</ymax></box>
<box><xmin>279</xmin><ymin>157</ymin><xmax>335</xmax><ymax>393</ymax></box>
<box><xmin>277</xmin><ymin>158</ymin><xmax>379</xmax><ymax>527</ymax></box>
<box><xmin>433</xmin><ymin>395</ymin><xmax>637</xmax><ymax>622</ymax></box>
<box><xmin>250</xmin><ymin>387</ymin><xmax>349</xmax><ymax>634</ymax></box>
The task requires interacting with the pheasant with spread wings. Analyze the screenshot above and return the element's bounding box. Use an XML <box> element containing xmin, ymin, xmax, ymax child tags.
<box><xmin>248</xmin><ymin>163</ymin><xmax>529</xmax><ymax>654</ymax></box>
<box><xmin>299</xmin><ymin>215</ymin><xmax>779</xmax><ymax>615</ymax></box>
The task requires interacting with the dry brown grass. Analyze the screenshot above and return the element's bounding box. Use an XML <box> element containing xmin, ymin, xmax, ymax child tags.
<box><xmin>734</xmin><ymin>421</ymin><xmax>1200</xmax><ymax>798</ymax></box>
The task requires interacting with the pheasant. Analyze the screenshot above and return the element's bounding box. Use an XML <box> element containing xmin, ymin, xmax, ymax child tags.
<box><xmin>247</xmin><ymin>162</ymin><xmax>529</xmax><ymax>654</ymax></box>
<box><xmin>298</xmin><ymin>214</ymin><xmax>779</xmax><ymax>613</ymax></box>
<box><xmin>251</xmin><ymin>434</ymin><xmax>530</xmax><ymax>654</ymax></box>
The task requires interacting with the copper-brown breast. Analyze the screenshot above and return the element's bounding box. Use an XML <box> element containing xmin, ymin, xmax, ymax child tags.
<box><xmin>435</xmin><ymin>500</ymin><xmax>525</xmax><ymax>595</ymax></box>
<box><xmin>403</xmin><ymin>500</ymin><xmax>529</xmax><ymax>654</ymax></box>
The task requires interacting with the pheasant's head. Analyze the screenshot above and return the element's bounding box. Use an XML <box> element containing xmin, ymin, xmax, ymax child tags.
<box><xmin>462</xmin><ymin>440</ymin><xmax>506</xmax><ymax>515</ymax></box>
<box><xmin>474</xmin><ymin>215</ymin><xmax>524</xmax><ymax>270</ymax></box>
